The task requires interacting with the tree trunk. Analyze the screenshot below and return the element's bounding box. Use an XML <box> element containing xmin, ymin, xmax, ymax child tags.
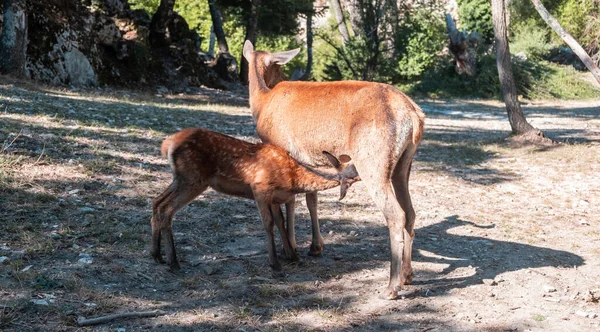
<box><xmin>208</xmin><ymin>0</ymin><xmax>229</xmax><ymax>54</ymax></box>
<box><xmin>490</xmin><ymin>0</ymin><xmax>536</xmax><ymax>135</ymax></box>
<box><xmin>149</xmin><ymin>0</ymin><xmax>175</xmax><ymax>48</ymax></box>
<box><xmin>345</xmin><ymin>0</ymin><xmax>364</xmax><ymax>38</ymax></box>
<box><xmin>529</xmin><ymin>0</ymin><xmax>600</xmax><ymax>84</ymax></box>
<box><xmin>240</xmin><ymin>0</ymin><xmax>260</xmax><ymax>84</ymax></box>
<box><xmin>0</xmin><ymin>0</ymin><xmax>28</xmax><ymax>77</ymax></box>
<box><xmin>329</xmin><ymin>0</ymin><xmax>350</xmax><ymax>45</ymax></box>
<box><xmin>300</xmin><ymin>12</ymin><xmax>313</xmax><ymax>81</ymax></box>
<box><xmin>208</xmin><ymin>25</ymin><xmax>216</xmax><ymax>56</ymax></box>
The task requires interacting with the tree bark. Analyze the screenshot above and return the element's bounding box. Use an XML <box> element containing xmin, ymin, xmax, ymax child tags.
<box><xmin>240</xmin><ymin>0</ymin><xmax>261</xmax><ymax>84</ymax></box>
<box><xmin>208</xmin><ymin>0</ymin><xmax>229</xmax><ymax>54</ymax></box>
<box><xmin>149</xmin><ymin>0</ymin><xmax>175</xmax><ymax>48</ymax></box>
<box><xmin>0</xmin><ymin>0</ymin><xmax>28</xmax><ymax>77</ymax></box>
<box><xmin>490</xmin><ymin>0</ymin><xmax>536</xmax><ymax>135</ymax></box>
<box><xmin>300</xmin><ymin>12</ymin><xmax>313</xmax><ymax>81</ymax></box>
<box><xmin>329</xmin><ymin>0</ymin><xmax>350</xmax><ymax>45</ymax></box>
<box><xmin>529</xmin><ymin>0</ymin><xmax>600</xmax><ymax>84</ymax></box>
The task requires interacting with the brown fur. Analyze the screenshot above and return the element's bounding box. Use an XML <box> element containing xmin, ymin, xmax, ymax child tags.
<box><xmin>151</xmin><ymin>128</ymin><xmax>359</xmax><ymax>272</ymax></box>
<box><xmin>243</xmin><ymin>41</ymin><xmax>425</xmax><ymax>299</ymax></box>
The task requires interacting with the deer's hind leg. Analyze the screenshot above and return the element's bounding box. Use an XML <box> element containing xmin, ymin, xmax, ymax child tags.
<box><xmin>152</xmin><ymin>179</ymin><xmax>208</xmax><ymax>270</ymax></box>
<box><xmin>392</xmin><ymin>144</ymin><xmax>418</xmax><ymax>285</ymax></box>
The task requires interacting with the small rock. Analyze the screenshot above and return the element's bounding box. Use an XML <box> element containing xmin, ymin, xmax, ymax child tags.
<box><xmin>79</xmin><ymin>207</ymin><xmax>95</xmax><ymax>212</ymax></box>
<box><xmin>49</xmin><ymin>232</ymin><xmax>62</xmax><ymax>239</ymax></box>
<box><xmin>580</xmin><ymin>219</ymin><xmax>590</xmax><ymax>226</ymax></box>
<box><xmin>117</xmin><ymin>328</ymin><xmax>126</xmax><ymax>332</ymax></box>
<box><xmin>482</xmin><ymin>279</ymin><xmax>497</xmax><ymax>286</ymax></box>
<box><xmin>31</xmin><ymin>299</ymin><xmax>49</xmax><ymax>306</ymax></box>
<box><xmin>544</xmin><ymin>285</ymin><xmax>557</xmax><ymax>293</ymax></box>
<box><xmin>0</xmin><ymin>245</ymin><xmax>10</xmax><ymax>251</ymax></box>
<box><xmin>21</xmin><ymin>265</ymin><xmax>33</xmax><ymax>272</ymax></box>
<box><xmin>72</xmin><ymin>244</ymin><xmax>80</xmax><ymax>249</ymax></box>
<box><xmin>328</xmin><ymin>230</ymin><xmax>334</xmax><ymax>235</ymax></box>
<box><xmin>202</xmin><ymin>265</ymin><xmax>214</xmax><ymax>275</ymax></box>
<box><xmin>84</xmin><ymin>303</ymin><xmax>97</xmax><ymax>307</ymax></box>
<box><xmin>0</xmin><ymin>256</ymin><xmax>9</xmax><ymax>264</ymax></box>
<box><xmin>11</xmin><ymin>250</ymin><xmax>25</xmax><ymax>258</ymax></box>
<box><xmin>78</xmin><ymin>253</ymin><xmax>93</xmax><ymax>264</ymax></box>
<box><xmin>456</xmin><ymin>312</ymin><xmax>465</xmax><ymax>319</ymax></box>
<box><xmin>68</xmin><ymin>189</ymin><xmax>81</xmax><ymax>195</ymax></box>
<box><xmin>349</xmin><ymin>230</ymin><xmax>357</xmax><ymax>236</ymax></box>
<box><xmin>156</xmin><ymin>86</ymin><xmax>169</xmax><ymax>95</ymax></box>
<box><xmin>324</xmin><ymin>221</ymin><xmax>333</xmax><ymax>228</ymax></box>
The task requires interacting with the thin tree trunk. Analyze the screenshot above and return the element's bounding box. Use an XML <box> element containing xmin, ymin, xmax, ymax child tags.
<box><xmin>208</xmin><ymin>0</ymin><xmax>229</xmax><ymax>53</ymax></box>
<box><xmin>149</xmin><ymin>0</ymin><xmax>175</xmax><ymax>48</ymax></box>
<box><xmin>208</xmin><ymin>25</ymin><xmax>215</xmax><ymax>56</ymax></box>
<box><xmin>490</xmin><ymin>0</ymin><xmax>536</xmax><ymax>135</ymax></box>
<box><xmin>240</xmin><ymin>0</ymin><xmax>260</xmax><ymax>84</ymax></box>
<box><xmin>329</xmin><ymin>0</ymin><xmax>350</xmax><ymax>45</ymax></box>
<box><xmin>529</xmin><ymin>0</ymin><xmax>600</xmax><ymax>84</ymax></box>
<box><xmin>300</xmin><ymin>13</ymin><xmax>313</xmax><ymax>81</ymax></box>
<box><xmin>0</xmin><ymin>0</ymin><xmax>28</xmax><ymax>77</ymax></box>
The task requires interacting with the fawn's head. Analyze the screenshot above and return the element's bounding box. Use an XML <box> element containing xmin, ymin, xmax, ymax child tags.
<box><xmin>322</xmin><ymin>151</ymin><xmax>361</xmax><ymax>200</ymax></box>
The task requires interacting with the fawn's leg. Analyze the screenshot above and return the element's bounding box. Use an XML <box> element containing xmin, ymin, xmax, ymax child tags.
<box><xmin>154</xmin><ymin>179</ymin><xmax>207</xmax><ymax>270</ymax></box>
<box><xmin>271</xmin><ymin>204</ymin><xmax>299</xmax><ymax>261</ymax></box>
<box><xmin>254</xmin><ymin>199</ymin><xmax>281</xmax><ymax>271</ymax></box>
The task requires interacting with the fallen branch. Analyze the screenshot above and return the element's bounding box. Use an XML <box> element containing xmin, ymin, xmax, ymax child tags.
<box><xmin>77</xmin><ymin>309</ymin><xmax>167</xmax><ymax>326</ymax></box>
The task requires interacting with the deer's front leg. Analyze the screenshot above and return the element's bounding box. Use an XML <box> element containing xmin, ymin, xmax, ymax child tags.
<box><xmin>306</xmin><ymin>192</ymin><xmax>324</xmax><ymax>256</ymax></box>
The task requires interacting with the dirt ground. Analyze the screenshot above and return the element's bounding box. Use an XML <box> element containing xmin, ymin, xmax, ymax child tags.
<box><xmin>1</xmin><ymin>79</ymin><xmax>599</xmax><ymax>331</ymax></box>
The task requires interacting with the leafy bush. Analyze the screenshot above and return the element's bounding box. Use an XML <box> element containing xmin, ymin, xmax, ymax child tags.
<box><xmin>457</xmin><ymin>0</ymin><xmax>494</xmax><ymax>43</ymax></box>
<box><xmin>510</xmin><ymin>24</ymin><xmax>551</xmax><ymax>60</ymax></box>
<box><xmin>396</xmin><ymin>9</ymin><xmax>446</xmax><ymax>79</ymax></box>
<box><xmin>407</xmin><ymin>54</ymin><xmax>600</xmax><ymax>100</ymax></box>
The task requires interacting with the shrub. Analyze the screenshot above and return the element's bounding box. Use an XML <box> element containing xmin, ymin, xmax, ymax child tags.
<box><xmin>457</xmin><ymin>0</ymin><xmax>494</xmax><ymax>43</ymax></box>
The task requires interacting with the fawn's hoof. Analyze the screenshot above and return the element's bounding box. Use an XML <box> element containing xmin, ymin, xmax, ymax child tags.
<box><xmin>152</xmin><ymin>253</ymin><xmax>165</xmax><ymax>264</ymax></box>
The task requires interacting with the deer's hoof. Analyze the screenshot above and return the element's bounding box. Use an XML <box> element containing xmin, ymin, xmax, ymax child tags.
<box><xmin>308</xmin><ymin>243</ymin><xmax>323</xmax><ymax>257</ymax></box>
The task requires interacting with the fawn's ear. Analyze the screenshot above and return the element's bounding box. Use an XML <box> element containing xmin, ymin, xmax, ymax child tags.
<box><xmin>322</xmin><ymin>151</ymin><xmax>341</xmax><ymax>169</ymax></box>
<box><xmin>243</xmin><ymin>40</ymin><xmax>254</xmax><ymax>60</ymax></box>
<box><xmin>271</xmin><ymin>48</ymin><xmax>301</xmax><ymax>65</ymax></box>
<box><xmin>338</xmin><ymin>154</ymin><xmax>352</xmax><ymax>163</ymax></box>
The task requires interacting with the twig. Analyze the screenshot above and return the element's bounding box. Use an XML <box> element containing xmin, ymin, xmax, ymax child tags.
<box><xmin>34</xmin><ymin>142</ymin><xmax>46</xmax><ymax>165</ymax></box>
<box><xmin>137</xmin><ymin>272</ymin><xmax>153</xmax><ymax>281</ymax></box>
<box><xmin>77</xmin><ymin>309</ymin><xmax>167</xmax><ymax>326</ymax></box>
<box><xmin>1</xmin><ymin>129</ymin><xmax>22</xmax><ymax>153</ymax></box>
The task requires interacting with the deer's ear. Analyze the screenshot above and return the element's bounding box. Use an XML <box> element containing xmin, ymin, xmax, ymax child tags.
<box><xmin>338</xmin><ymin>154</ymin><xmax>352</xmax><ymax>163</ymax></box>
<box><xmin>271</xmin><ymin>48</ymin><xmax>300</xmax><ymax>65</ymax></box>
<box><xmin>243</xmin><ymin>40</ymin><xmax>254</xmax><ymax>60</ymax></box>
<box><xmin>322</xmin><ymin>151</ymin><xmax>341</xmax><ymax>169</ymax></box>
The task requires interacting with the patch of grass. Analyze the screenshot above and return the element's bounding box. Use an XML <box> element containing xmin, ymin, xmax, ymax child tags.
<box><xmin>82</xmin><ymin>159</ymin><xmax>119</xmax><ymax>175</ymax></box>
<box><xmin>532</xmin><ymin>314</ymin><xmax>546</xmax><ymax>322</ymax></box>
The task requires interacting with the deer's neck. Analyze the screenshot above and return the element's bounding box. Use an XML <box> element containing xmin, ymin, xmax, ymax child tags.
<box><xmin>292</xmin><ymin>163</ymin><xmax>340</xmax><ymax>193</ymax></box>
<box><xmin>248</xmin><ymin>59</ymin><xmax>270</xmax><ymax>116</ymax></box>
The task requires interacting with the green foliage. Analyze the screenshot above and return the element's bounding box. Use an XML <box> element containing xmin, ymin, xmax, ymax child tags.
<box><xmin>510</xmin><ymin>24</ymin><xmax>551</xmax><ymax>60</ymax></box>
<box><xmin>457</xmin><ymin>0</ymin><xmax>494</xmax><ymax>43</ymax></box>
<box><xmin>555</xmin><ymin>0</ymin><xmax>600</xmax><ymax>51</ymax></box>
<box><xmin>406</xmin><ymin>54</ymin><xmax>600</xmax><ymax>100</ymax></box>
<box><xmin>128</xmin><ymin>0</ymin><xmax>160</xmax><ymax>14</ymax></box>
<box><xmin>396</xmin><ymin>9</ymin><xmax>446</xmax><ymax>79</ymax></box>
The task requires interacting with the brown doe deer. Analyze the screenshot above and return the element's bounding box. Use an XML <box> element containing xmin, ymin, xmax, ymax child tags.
<box><xmin>150</xmin><ymin>128</ymin><xmax>360</xmax><ymax>273</ymax></box>
<box><xmin>243</xmin><ymin>41</ymin><xmax>425</xmax><ymax>299</ymax></box>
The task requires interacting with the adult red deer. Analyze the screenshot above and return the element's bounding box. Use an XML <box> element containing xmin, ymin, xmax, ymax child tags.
<box><xmin>243</xmin><ymin>41</ymin><xmax>425</xmax><ymax>299</ymax></box>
